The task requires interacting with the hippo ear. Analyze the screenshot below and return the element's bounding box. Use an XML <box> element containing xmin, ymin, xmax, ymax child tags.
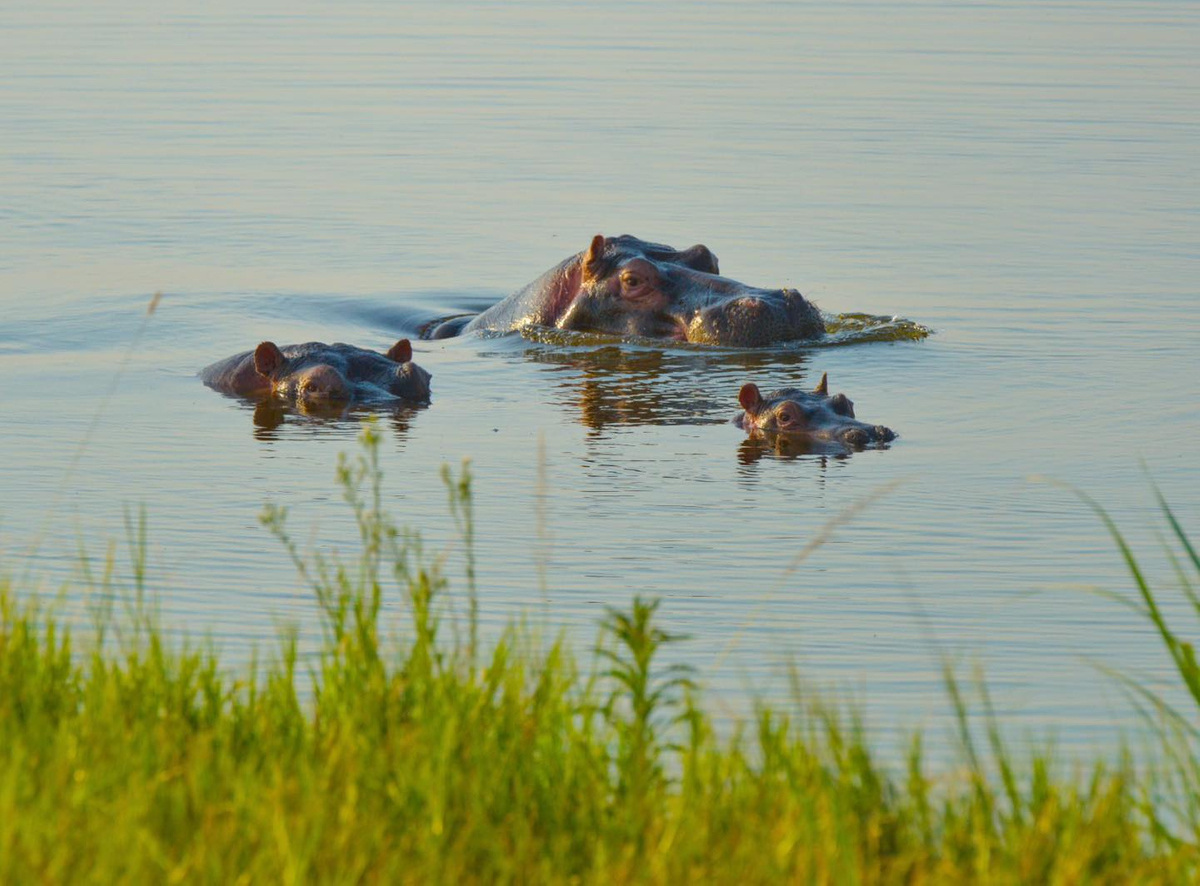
<box><xmin>683</xmin><ymin>244</ymin><xmax>720</xmax><ymax>275</ymax></box>
<box><xmin>253</xmin><ymin>342</ymin><xmax>285</xmax><ymax>378</ymax></box>
<box><xmin>830</xmin><ymin>393</ymin><xmax>855</xmax><ymax>418</ymax></box>
<box><xmin>582</xmin><ymin>234</ymin><xmax>606</xmax><ymax>280</ymax></box>
<box><xmin>385</xmin><ymin>338</ymin><xmax>413</xmax><ymax>364</ymax></box>
<box><xmin>813</xmin><ymin>372</ymin><xmax>828</xmax><ymax>396</ymax></box>
<box><xmin>738</xmin><ymin>383</ymin><xmax>763</xmax><ymax>414</ymax></box>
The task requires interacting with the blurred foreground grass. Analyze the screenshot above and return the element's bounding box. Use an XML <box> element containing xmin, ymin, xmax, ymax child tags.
<box><xmin>1</xmin><ymin>427</ymin><xmax>1197</xmax><ymax>882</ymax></box>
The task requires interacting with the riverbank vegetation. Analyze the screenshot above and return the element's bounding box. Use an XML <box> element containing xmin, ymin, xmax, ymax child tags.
<box><xmin>2</xmin><ymin>428</ymin><xmax>1197</xmax><ymax>881</ymax></box>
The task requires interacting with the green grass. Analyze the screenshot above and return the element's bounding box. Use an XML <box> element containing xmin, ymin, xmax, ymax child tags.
<box><xmin>1</xmin><ymin>427</ymin><xmax>1197</xmax><ymax>882</ymax></box>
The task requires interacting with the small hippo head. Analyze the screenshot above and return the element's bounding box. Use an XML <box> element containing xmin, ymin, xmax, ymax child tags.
<box><xmin>735</xmin><ymin>374</ymin><xmax>896</xmax><ymax>452</ymax></box>
<box><xmin>555</xmin><ymin>235</ymin><xmax>824</xmax><ymax>347</ymax></box>
<box><xmin>252</xmin><ymin>339</ymin><xmax>432</xmax><ymax>407</ymax></box>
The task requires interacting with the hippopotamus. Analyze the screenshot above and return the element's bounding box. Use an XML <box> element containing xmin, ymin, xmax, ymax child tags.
<box><xmin>201</xmin><ymin>339</ymin><xmax>431</xmax><ymax>408</ymax></box>
<box><xmin>735</xmin><ymin>373</ymin><xmax>896</xmax><ymax>453</ymax></box>
<box><xmin>427</xmin><ymin>234</ymin><xmax>824</xmax><ymax>346</ymax></box>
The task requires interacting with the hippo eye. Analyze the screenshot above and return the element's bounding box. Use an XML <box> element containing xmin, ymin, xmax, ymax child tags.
<box><xmin>620</xmin><ymin>271</ymin><xmax>641</xmax><ymax>287</ymax></box>
<box><xmin>776</xmin><ymin>404</ymin><xmax>803</xmax><ymax>428</ymax></box>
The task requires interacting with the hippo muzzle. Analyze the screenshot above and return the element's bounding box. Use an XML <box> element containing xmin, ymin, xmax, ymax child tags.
<box><xmin>685</xmin><ymin>288</ymin><xmax>821</xmax><ymax>347</ymax></box>
<box><xmin>296</xmin><ymin>365</ymin><xmax>353</xmax><ymax>403</ymax></box>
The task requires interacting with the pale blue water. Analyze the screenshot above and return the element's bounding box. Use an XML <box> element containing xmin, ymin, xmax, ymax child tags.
<box><xmin>2</xmin><ymin>0</ymin><xmax>1198</xmax><ymax>760</ymax></box>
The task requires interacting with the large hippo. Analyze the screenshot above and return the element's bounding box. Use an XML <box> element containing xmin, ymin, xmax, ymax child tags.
<box><xmin>735</xmin><ymin>374</ymin><xmax>896</xmax><ymax>453</ymax></box>
<box><xmin>427</xmin><ymin>234</ymin><xmax>824</xmax><ymax>346</ymax></box>
<box><xmin>201</xmin><ymin>339</ymin><xmax>431</xmax><ymax>407</ymax></box>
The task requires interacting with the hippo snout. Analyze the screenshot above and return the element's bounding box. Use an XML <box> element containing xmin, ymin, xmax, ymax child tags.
<box><xmin>690</xmin><ymin>289</ymin><xmax>821</xmax><ymax>346</ymax></box>
<box><xmin>395</xmin><ymin>364</ymin><xmax>433</xmax><ymax>403</ymax></box>
<box><xmin>298</xmin><ymin>365</ymin><xmax>352</xmax><ymax>402</ymax></box>
<box><xmin>839</xmin><ymin>424</ymin><xmax>896</xmax><ymax>448</ymax></box>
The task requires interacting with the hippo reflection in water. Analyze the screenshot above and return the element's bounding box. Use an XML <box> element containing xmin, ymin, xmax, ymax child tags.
<box><xmin>523</xmin><ymin>344</ymin><xmax>816</xmax><ymax>432</ymax></box>
<box><xmin>428</xmin><ymin>234</ymin><xmax>824</xmax><ymax>347</ymax></box>
<box><xmin>201</xmin><ymin>339</ymin><xmax>431</xmax><ymax>410</ymax></box>
<box><xmin>735</xmin><ymin>374</ymin><xmax>896</xmax><ymax>455</ymax></box>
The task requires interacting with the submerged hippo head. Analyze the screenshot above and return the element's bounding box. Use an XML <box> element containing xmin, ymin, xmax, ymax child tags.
<box><xmin>202</xmin><ymin>339</ymin><xmax>431</xmax><ymax>409</ymax></box>
<box><xmin>558</xmin><ymin>235</ymin><xmax>824</xmax><ymax>346</ymax></box>
<box><xmin>444</xmin><ymin>234</ymin><xmax>824</xmax><ymax>346</ymax></box>
<box><xmin>735</xmin><ymin>374</ymin><xmax>896</xmax><ymax>452</ymax></box>
<box><xmin>252</xmin><ymin>340</ymin><xmax>432</xmax><ymax>406</ymax></box>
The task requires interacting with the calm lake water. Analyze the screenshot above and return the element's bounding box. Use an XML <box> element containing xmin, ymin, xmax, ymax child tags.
<box><xmin>3</xmin><ymin>1</ymin><xmax>1198</xmax><ymax>760</ymax></box>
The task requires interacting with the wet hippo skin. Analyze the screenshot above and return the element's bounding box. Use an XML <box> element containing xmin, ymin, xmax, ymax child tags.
<box><xmin>201</xmin><ymin>339</ymin><xmax>431</xmax><ymax>407</ymax></box>
<box><xmin>735</xmin><ymin>373</ymin><xmax>896</xmax><ymax>454</ymax></box>
<box><xmin>428</xmin><ymin>234</ymin><xmax>824</xmax><ymax>347</ymax></box>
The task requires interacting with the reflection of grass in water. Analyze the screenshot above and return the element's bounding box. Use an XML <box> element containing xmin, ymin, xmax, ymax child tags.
<box><xmin>1</xmin><ymin>426</ymin><xmax>1195</xmax><ymax>880</ymax></box>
